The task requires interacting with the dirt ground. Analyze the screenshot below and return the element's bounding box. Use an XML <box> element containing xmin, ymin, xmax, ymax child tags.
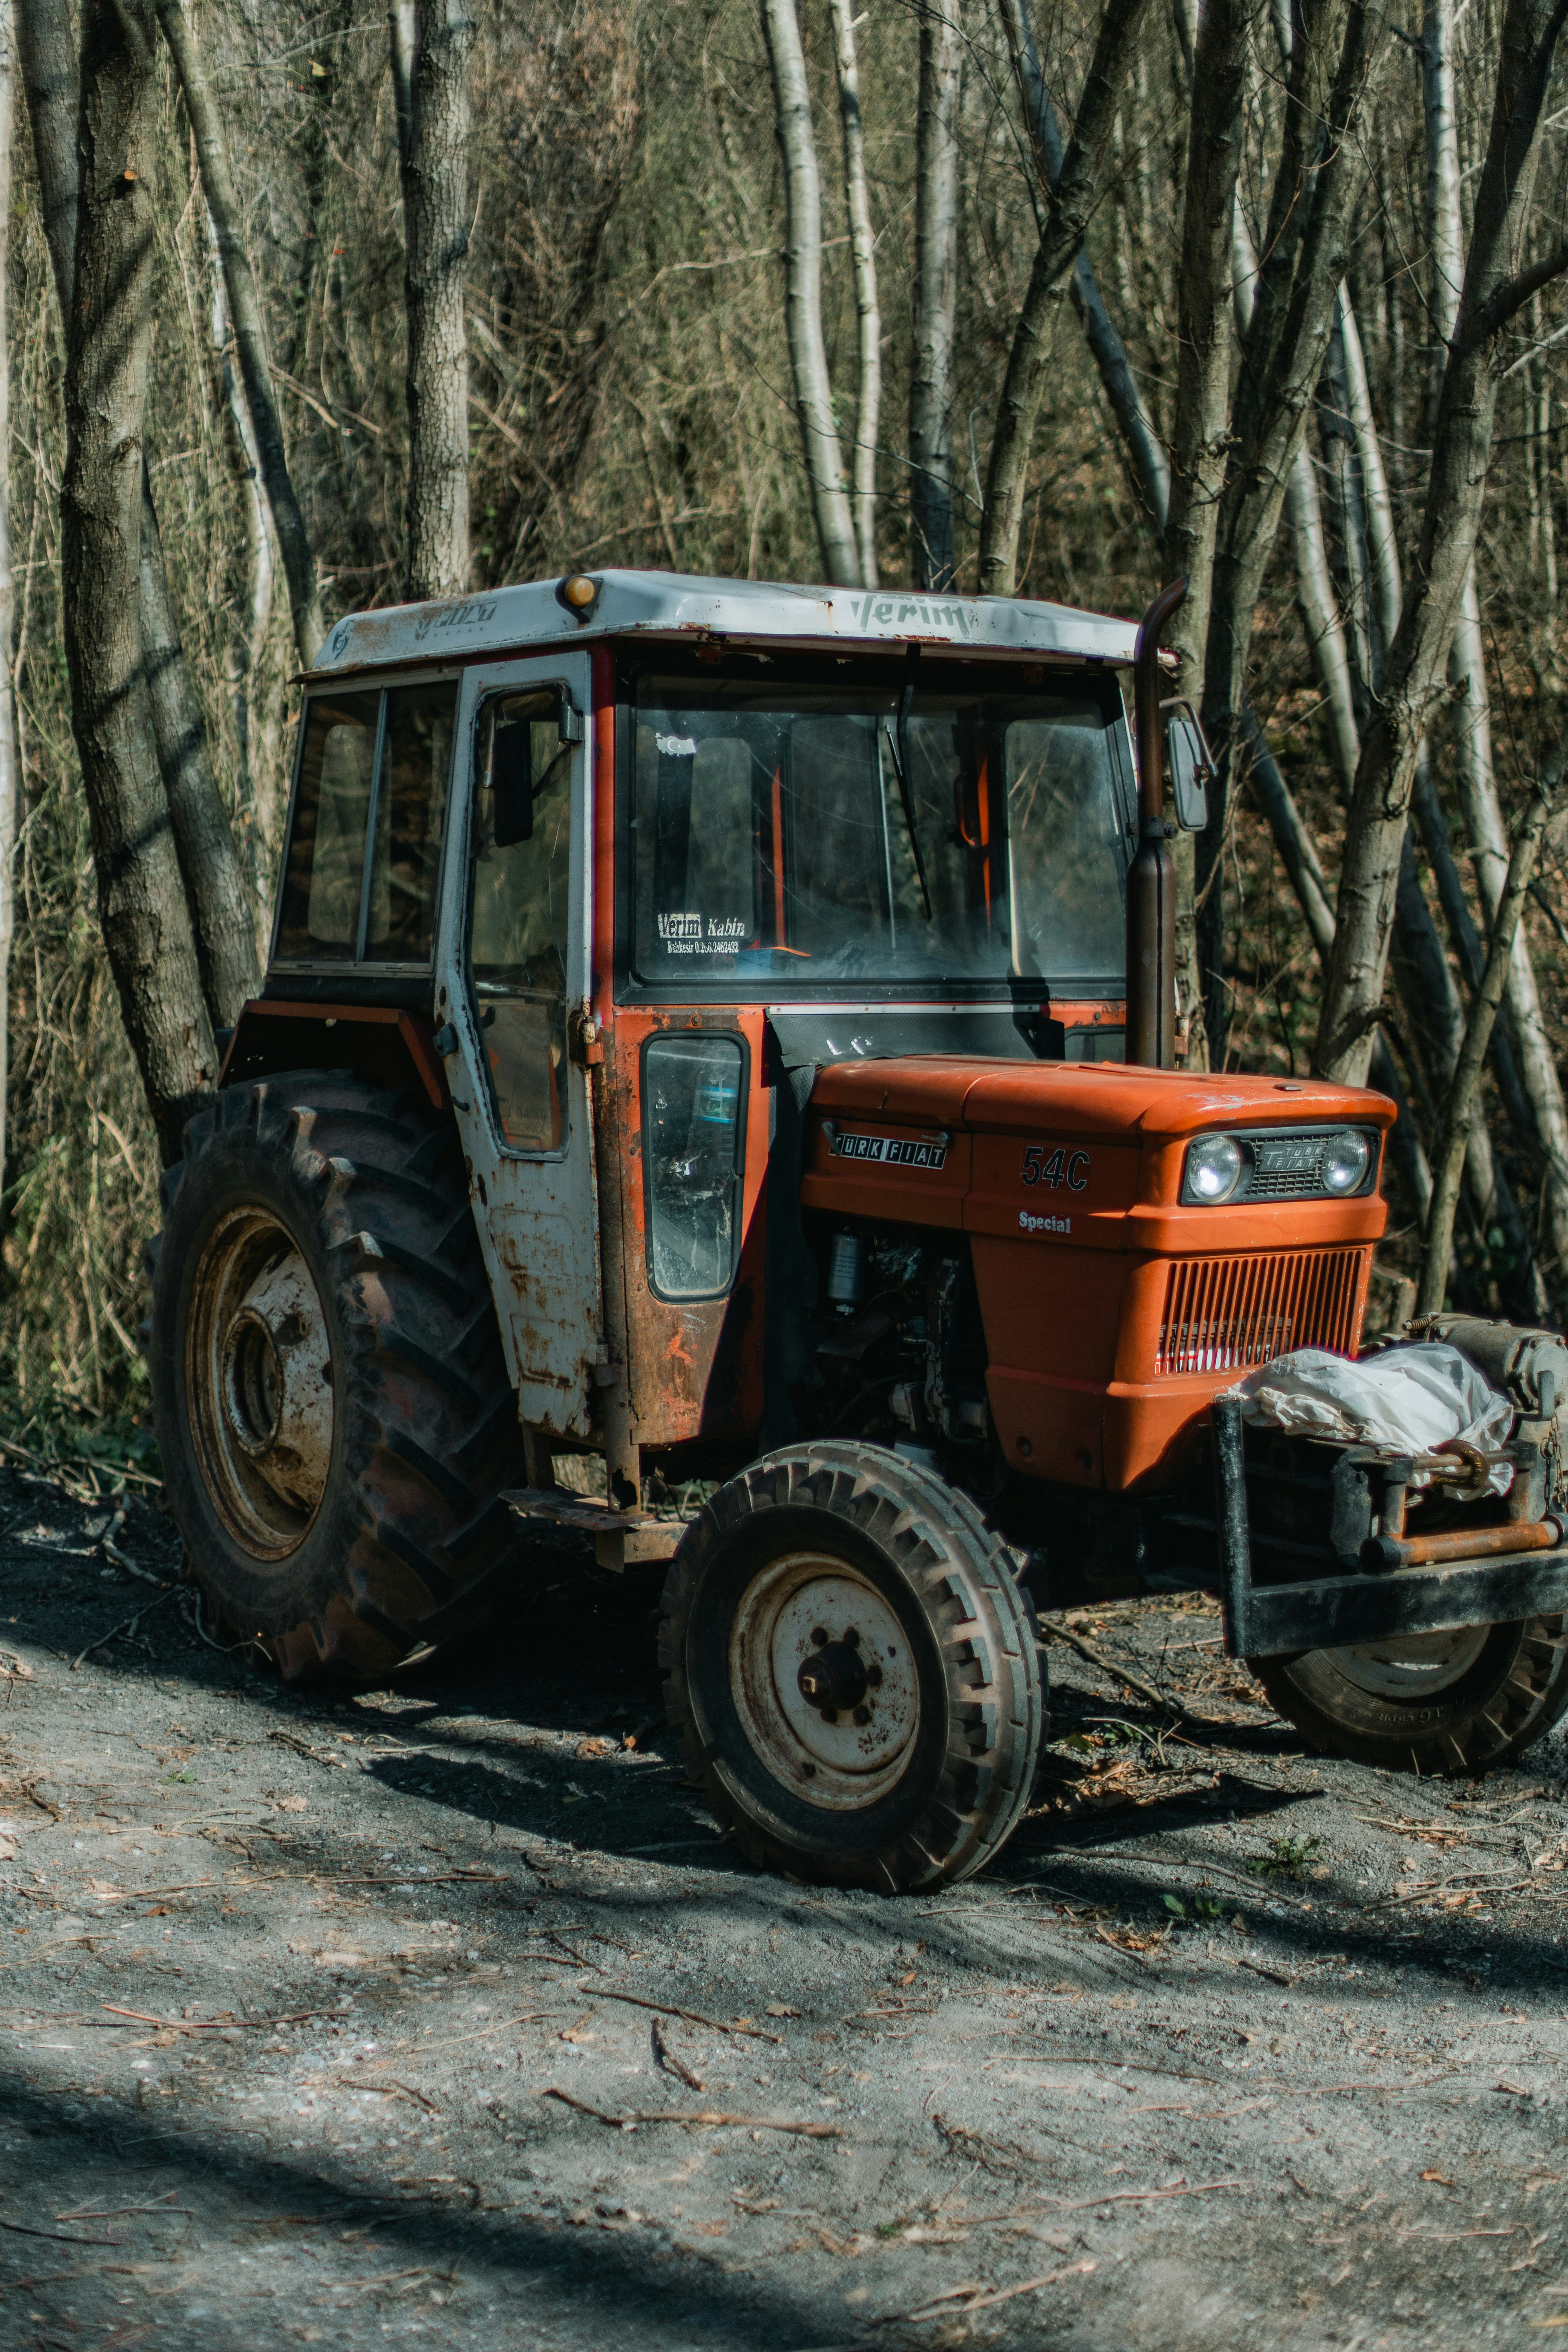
<box><xmin>0</xmin><ymin>1462</ymin><xmax>1566</xmax><ymax>2352</ymax></box>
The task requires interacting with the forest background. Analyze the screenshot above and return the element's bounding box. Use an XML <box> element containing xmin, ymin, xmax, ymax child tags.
<box><xmin>0</xmin><ymin>0</ymin><xmax>1565</xmax><ymax>1475</ymax></box>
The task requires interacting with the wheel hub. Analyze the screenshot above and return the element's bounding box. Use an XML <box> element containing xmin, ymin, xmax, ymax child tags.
<box><xmin>1327</xmin><ymin>1623</ymin><xmax>1490</xmax><ymax>1699</ymax></box>
<box><xmin>188</xmin><ymin>1209</ymin><xmax>335</xmax><ymax>1557</ymax></box>
<box><xmin>729</xmin><ymin>1556</ymin><xmax>920</xmax><ymax>1810</ymax></box>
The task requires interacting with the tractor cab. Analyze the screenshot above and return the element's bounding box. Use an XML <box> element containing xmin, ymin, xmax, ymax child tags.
<box><xmin>147</xmin><ymin>571</ymin><xmax>1568</xmax><ymax>1895</ymax></box>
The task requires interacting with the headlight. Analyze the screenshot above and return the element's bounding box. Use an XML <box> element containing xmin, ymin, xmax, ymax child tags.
<box><xmin>1320</xmin><ymin>1129</ymin><xmax>1370</xmax><ymax>1196</ymax></box>
<box><xmin>1185</xmin><ymin>1133</ymin><xmax>1243</xmax><ymax>1203</ymax></box>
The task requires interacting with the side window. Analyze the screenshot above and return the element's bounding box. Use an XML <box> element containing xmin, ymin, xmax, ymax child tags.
<box><xmin>274</xmin><ymin>681</ymin><xmax>456</xmax><ymax>966</ymax></box>
<box><xmin>364</xmin><ymin>683</ymin><xmax>455</xmax><ymax>962</ymax></box>
<box><xmin>468</xmin><ymin>688</ymin><xmax>574</xmax><ymax>1153</ymax></box>
<box><xmin>643</xmin><ymin>1032</ymin><xmax>746</xmax><ymax>1299</ymax></box>
<box><xmin>274</xmin><ymin>693</ymin><xmax>380</xmax><ymax>960</ymax></box>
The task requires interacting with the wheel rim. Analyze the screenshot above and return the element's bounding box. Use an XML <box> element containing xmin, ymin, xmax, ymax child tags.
<box><xmin>1326</xmin><ymin>1623</ymin><xmax>1491</xmax><ymax>1700</ymax></box>
<box><xmin>186</xmin><ymin>1208</ymin><xmax>334</xmax><ymax>1558</ymax></box>
<box><xmin>727</xmin><ymin>1552</ymin><xmax>920</xmax><ymax>1811</ymax></box>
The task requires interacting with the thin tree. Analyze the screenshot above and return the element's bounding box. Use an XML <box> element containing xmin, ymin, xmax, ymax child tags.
<box><xmin>0</xmin><ymin>0</ymin><xmax>16</xmax><ymax>1198</ymax></box>
<box><xmin>390</xmin><ymin>0</ymin><xmax>475</xmax><ymax>602</ymax></box>
<box><xmin>154</xmin><ymin>0</ymin><xmax>324</xmax><ymax>666</ymax></box>
<box><xmin>17</xmin><ymin>0</ymin><xmax>260</xmax><ymax>1036</ymax></box>
<box><xmin>978</xmin><ymin>0</ymin><xmax>1155</xmax><ymax>596</ymax></box>
<box><xmin>760</xmin><ymin>0</ymin><xmax>860</xmax><ymax>586</ymax></box>
<box><xmin>1315</xmin><ymin>0</ymin><xmax>1568</xmax><ymax>1089</ymax></box>
<box><xmin>910</xmin><ymin>0</ymin><xmax>963</xmax><ymax>593</ymax></box>
<box><xmin>830</xmin><ymin>0</ymin><xmax>881</xmax><ymax>588</ymax></box>
<box><xmin>1424</xmin><ymin>0</ymin><xmax>1568</xmax><ymax>1285</ymax></box>
<box><xmin>1417</xmin><ymin>757</ymin><xmax>1563</xmax><ymax>1315</ymax></box>
<box><xmin>61</xmin><ymin>0</ymin><xmax>215</xmax><ymax>1159</ymax></box>
<box><xmin>1197</xmin><ymin>0</ymin><xmax>1389</xmax><ymax>1060</ymax></box>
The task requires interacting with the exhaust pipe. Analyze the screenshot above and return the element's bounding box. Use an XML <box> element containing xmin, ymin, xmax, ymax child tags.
<box><xmin>1126</xmin><ymin>576</ymin><xmax>1189</xmax><ymax>1070</ymax></box>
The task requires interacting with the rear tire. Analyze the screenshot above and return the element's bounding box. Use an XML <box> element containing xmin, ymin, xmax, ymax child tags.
<box><xmin>659</xmin><ymin>1442</ymin><xmax>1045</xmax><ymax>1892</ymax></box>
<box><xmin>1254</xmin><ymin>1615</ymin><xmax>1568</xmax><ymax>1774</ymax></box>
<box><xmin>146</xmin><ymin>1071</ymin><xmax>525</xmax><ymax>1680</ymax></box>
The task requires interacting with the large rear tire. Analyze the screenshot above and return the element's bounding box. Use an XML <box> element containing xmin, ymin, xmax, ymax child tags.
<box><xmin>659</xmin><ymin>1443</ymin><xmax>1045</xmax><ymax>1893</ymax></box>
<box><xmin>1253</xmin><ymin>1614</ymin><xmax>1568</xmax><ymax>1774</ymax></box>
<box><xmin>146</xmin><ymin>1072</ymin><xmax>525</xmax><ymax>1679</ymax></box>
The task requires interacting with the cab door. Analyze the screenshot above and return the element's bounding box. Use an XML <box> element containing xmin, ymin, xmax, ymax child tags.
<box><xmin>434</xmin><ymin>651</ymin><xmax>600</xmax><ymax>1439</ymax></box>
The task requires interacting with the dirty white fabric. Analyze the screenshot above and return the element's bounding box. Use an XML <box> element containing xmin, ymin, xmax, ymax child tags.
<box><xmin>1233</xmin><ymin>1342</ymin><xmax>1514</xmax><ymax>1493</ymax></box>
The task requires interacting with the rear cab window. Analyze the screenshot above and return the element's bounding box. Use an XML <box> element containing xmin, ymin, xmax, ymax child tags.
<box><xmin>274</xmin><ymin>680</ymin><xmax>457</xmax><ymax>968</ymax></box>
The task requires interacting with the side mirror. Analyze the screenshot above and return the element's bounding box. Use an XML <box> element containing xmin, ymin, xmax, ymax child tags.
<box><xmin>1163</xmin><ymin>699</ymin><xmax>1214</xmax><ymax>831</ymax></box>
<box><xmin>490</xmin><ymin>716</ymin><xmax>534</xmax><ymax>847</ymax></box>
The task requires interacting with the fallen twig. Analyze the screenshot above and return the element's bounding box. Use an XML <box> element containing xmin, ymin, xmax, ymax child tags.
<box><xmin>100</xmin><ymin>2003</ymin><xmax>340</xmax><ymax>2034</ymax></box>
<box><xmin>890</xmin><ymin>2260</ymin><xmax>1099</xmax><ymax>2324</ymax></box>
<box><xmin>651</xmin><ymin>2016</ymin><xmax>705</xmax><ymax>2092</ymax></box>
<box><xmin>356</xmin><ymin>2078</ymin><xmax>441</xmax><ymax>2114</ymax></box>
<box><xmin>0</xmin><ymin>2217</ymin><xmax>120</xmax><ymax>2244</ymax></box>
<box><xmin>71</xmin><ymin>1587</ymin><xmax>179</xmax><ymax>1671</ymax></box>
<box><xmin>541</xmin><ymin>2086</ymin><xmax>839</xmax><ymax>2137</ymax></box>
<box><xmin>578</xmin><ymin>1983</ymin><xmax>782</xmax><ymax>2043</ymax></box>
<box><xmin>1039</xmin><ymin>1621</ymin><xmax>1217</xmax><ymax>1726</ymax></box>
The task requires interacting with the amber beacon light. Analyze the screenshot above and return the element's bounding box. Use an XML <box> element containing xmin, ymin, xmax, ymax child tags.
<box><xmin>559</xmin><ymin>573</ymin><xmax>600</xmax><ymax>617</ymax></box>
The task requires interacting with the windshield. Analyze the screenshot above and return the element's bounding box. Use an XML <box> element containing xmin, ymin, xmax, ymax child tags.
<box><xmin>629</xmin><ymin>668</ymin><xmax>1130</xmax><ymax>991</ymax></box>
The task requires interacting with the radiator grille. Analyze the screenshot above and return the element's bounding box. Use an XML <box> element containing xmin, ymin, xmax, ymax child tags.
<box><xmin>1155</xmin><ymin>1247</ymin><xmax>1366</xmax><ymax>1376</ymax></box>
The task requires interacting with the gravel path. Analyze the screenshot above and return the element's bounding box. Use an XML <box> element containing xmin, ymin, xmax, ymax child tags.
<box><xmin>0</xmin><ymin>1461</ymin><xmax>1565</xmax><ymax>2350</ymax></box>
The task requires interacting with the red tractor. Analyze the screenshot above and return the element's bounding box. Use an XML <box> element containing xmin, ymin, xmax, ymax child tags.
<box><xmin>146</xmin><ymin>569</ymin><xmax>1568</xmax><ymax>1892</ymax></box>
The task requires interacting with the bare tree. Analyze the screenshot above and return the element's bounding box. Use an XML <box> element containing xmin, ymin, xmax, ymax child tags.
<box><xmin>1424</xmin><ymin>0</ymin><xmax>1568</xmax><ymax>1285</ymax></box>
<box><xmin>996</xmin><ymin>0</ymin><xmax>1169</xmax><ymax>530</ymax></box>
<box><xmin>1197</xmin><ymin>0</ymin><xmax>1389</xmax><ymax>1060</ymax></box>
<box><xmin>1315</xmin><ymin>0</ymin><xmax>1568</xmax><ymax>1089</ymax></box>
<box><xmin>391</xmin><ymin>0</ymin><xmax>475</xmax><ymax>602</ymax></box>
<box><xmin>18</xmin><ymin>0</ymin><xmax>260</xmax><ymax>1036</ymax></box>
<box><xmin>760</xmin><ymin>0</ymin><xmax>860</xmax><ymax>586</ymax></box>
<box><xmin>1418</xmin><ymin>757</ymin><xmax>1562</xmax><ymax>1315</ymax></box>
<box><xmin>154</xmin><ymin>0</ymin><xmax>323</xmax><ymax>665</ymax></box>
<box><xmin>910</xmin><ymin>0</ymin><xmax>963</xmax><ymax>592</ymax></box>
<box><xmin>1160</xmin><ymin>0</ymin><xmax>1258</xmax><ymax>707</ymax></box>
<box><xmin>978</xmin><ymin>0</ymin><xmax>1155</xmax><ymax>596</ymax></box>
<box><xmin>61</xmin><ymin>0</ymin><xmax>215</xmax><ymax>1159</ymax></box>
<box><xmin>0</xmin><ymin>1</ymin><xmax>16</xmax><ymax>1196</ymax></box>
<box><xmin>830</xmin><ymin>0</ymin><xmax>881</xmax><ymax>588</ymax></box>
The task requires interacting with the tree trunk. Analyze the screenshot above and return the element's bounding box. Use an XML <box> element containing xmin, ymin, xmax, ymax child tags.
<box><xmin>154</xmin><ymin>0</ymin><xmax>323</xmax><ymax>666</ymax></box>
<box><xmin>20</xmin><ymin>0</ymin><xmax>260</xmax><ymax>1039</ymax></box>
<box><xmin>1423</xmin><ymin>0</ymin><xmax>1568</xmax><ymax>1291</ymax></box>
<box><xmin>1159</xmin><ymin>0</ymin><xmax>1254</xmax><ymax>704</ymax></box>
<box><xmin>830</xmin><ymin>0</ymin><xmax>880</xmax><ymax>588</ymax></box>
<box><xmin>63</xmin><ymin>0</ymin><xmax>215</xmax><ymax>1161</ymax></box>
<box><xmin>996</xmin><ymin>0</ymin><xmax>1169</xmax><ymax>530</ymax></box>
<box><xmin>394</xmin><ymin>0</ymin><xmax>475</xmax><ymax>603</ymax></box>
<box><xmin>138</xmin><ymin>480</ymin><xmax>262</xmax><ymax>1027</ymax></box>
<box><xmin>1418</xmin><ymin>757</ymin><xmax>1562</xmax><ymax>1316</ymax></box>
<box><xmin>910</xmin><ymin>0</ymin><xmax>963</xmax><ymax>592</ymax></box>
<box><xmin>205</xmin><ymin>197</ymin><xmax>274</xmax><ymax>876</ymax></box>
<box><xmin>1197</xmin><ymin>0</ymin><xmax>1388</xmax><ymax>1061</ymax></box>
<box><xmin>977</xmin><ymin>0</ymin><xmax>1154</xmax><ymax>596</ymax></box>
<box><xmin>1314</xmin><ymin>0</ymin><xmax>1568</xmax><ymax>1089</ymax></box>
<box><xmin>760</xmin><ymin>0</ymin><xmax>860</xmax><ymax>586</ymax></box>
<box><xmin>0</xmin><ymin>1</ymin><xmax>16</xmax><ymax>1199</ymax></box>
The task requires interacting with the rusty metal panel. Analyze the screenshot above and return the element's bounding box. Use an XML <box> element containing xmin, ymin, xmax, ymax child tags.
<box><xmin>434</xmin><ymin>652</ymin><xmax>601</xmax><ymax>1440</ymax></box>
<box><xmin>614</xmin><ymin>1005</ymin><xmax>769</xmax><ymax>1449</ymax></box>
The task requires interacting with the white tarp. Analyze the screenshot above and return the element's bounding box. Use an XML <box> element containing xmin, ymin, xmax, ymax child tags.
<box><xmin>1232</xmin><ymin>1343</ymin><xmax>1514</xmax><ymax>1492</ymax></box>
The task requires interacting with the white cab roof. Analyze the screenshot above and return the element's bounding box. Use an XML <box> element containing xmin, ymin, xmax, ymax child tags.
<box><xmin>305</xmin><ymin>568</ymin><xmax>1141</xmax><ymax>678</ymax></box>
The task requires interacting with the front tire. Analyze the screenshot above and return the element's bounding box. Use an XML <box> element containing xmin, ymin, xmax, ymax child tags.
<box><xmin>1254</xmin><ymin>1615</ymin><xmax>1568</xmax><ymax>1773</ymax></box>
<box><xmin>146</xmin><ymin>1072</ymin><xmax>525</xmax><ymax>1679</ymax></box>
<box><xmin>659</xmin><ymin>1443</ymin><xmax>1045</xmax><ymax>1893</ymax></box>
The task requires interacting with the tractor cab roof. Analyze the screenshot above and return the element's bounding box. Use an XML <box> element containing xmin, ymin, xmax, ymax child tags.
<box><xmin>303</xmin><ymin>568</ymin><xmax>1142</xmax><ymax>681</ymax></box>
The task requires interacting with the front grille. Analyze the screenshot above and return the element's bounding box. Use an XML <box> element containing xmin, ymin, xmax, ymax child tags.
<box><xmin>1155</xmin><ymin>1246</ymin><xmax>1367</xmax><ymax>1376</ymax></box>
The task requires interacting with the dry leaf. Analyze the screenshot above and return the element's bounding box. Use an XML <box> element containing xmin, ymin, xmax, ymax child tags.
<box><xmin>765</xmin><ymin>2003</ymin><xmax>800</xmax><ymax>2018</ymax></box>
<box><xmin>1422</xmin><ymin>2170</ymin><xmax>1455</xmax><ymax>2186</ymax></box>
<box><xmin>275</xmin><ymin>1796</ymin><xmax>308</xmax><ymax>1815</ymax></box>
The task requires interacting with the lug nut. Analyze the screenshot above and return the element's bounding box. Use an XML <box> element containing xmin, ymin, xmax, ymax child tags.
<box><xmin>843</xmin><ymin>1627</ymin><xmax>861</xmax><ymax>1648</ymax></box>
<box><xmin>852</xmin><ymin>1705</ymin><xmax>871</xmax><ymax>1726</ymax></box>
<box><xmin>811</xmin><ymin>1626</ymin><xmax>828</xmax><ymax>1647</ymax></box>
<box><xmin>819</xmin><ymin>1707</ymin><xmax>838</xmax><ymax>1724</ymax></box>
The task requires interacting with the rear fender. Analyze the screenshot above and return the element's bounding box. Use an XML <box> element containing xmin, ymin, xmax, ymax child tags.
<box><xmin>218</xmin><ymin>1000</ymin><xmax>450</xmax><ymax>1113</ymax></box>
